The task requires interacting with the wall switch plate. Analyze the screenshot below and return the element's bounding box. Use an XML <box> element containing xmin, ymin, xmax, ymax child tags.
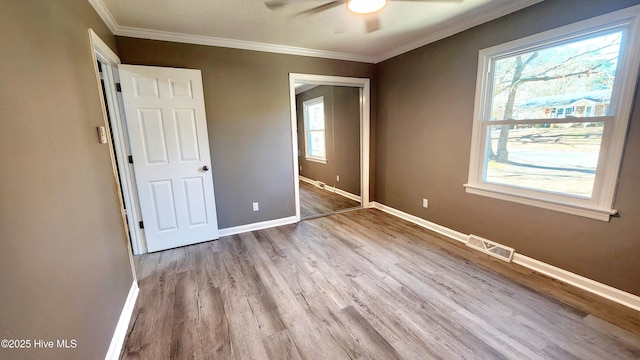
<box><xmin>252</xmin><ymin>202</ymin><xmax>259</xmax><ymax>211</ymax></box>
<box><xmin>336</xmin><ymin>175</ymin><xmax>340</xmax><ymax>182</ymax></box>
<box><xmin>97</xmin><ymin>126</ymin><xmax>108</xmax><ymax>144</ymax></box>
<box><xmin>422</xmin><ymin>198</ymin><xmax>429</xmax><ymax>208</ymax></box>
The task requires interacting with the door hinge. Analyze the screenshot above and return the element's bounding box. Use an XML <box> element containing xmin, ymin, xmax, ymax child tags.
<box><xmin>116</xmin><ymin>83</ymin><xmax>122</xmax><ymax>92</ymax></box>
<box><xmin>139</xmin><ymin>221</ymin><xmax>144</xmax><ymax>229</ymax></box>
<box><xmin>128</xmin><ymin>155</ymin><xmax>133</xmax><ymax>164</ymax></box>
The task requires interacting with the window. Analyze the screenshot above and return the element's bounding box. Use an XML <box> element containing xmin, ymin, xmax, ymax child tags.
<box><xmin>466</xmin><ymin>7</ymin><xmax>640</xmax><ymax>221</ymax></box>
<box><xmin>303</xmin><ymin>96</ymin><xmax>327</xmax><ymax>163</ymax></box>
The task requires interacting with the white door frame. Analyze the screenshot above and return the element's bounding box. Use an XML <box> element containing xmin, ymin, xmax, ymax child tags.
<box><xmin>288</xmin><ymin>73</ymin><xmax>371</xmax><ymax>221</ymax></box>
<box><xmin>89</xmin><ymin>29</ymin><xmax>147</xmax><ymax>255</ymax></box>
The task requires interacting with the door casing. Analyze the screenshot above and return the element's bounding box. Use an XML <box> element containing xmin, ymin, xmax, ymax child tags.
<box><xmin>89</xmin><ymin>29</ymin><xmax>147</xmax><ymax>255</ymax></box>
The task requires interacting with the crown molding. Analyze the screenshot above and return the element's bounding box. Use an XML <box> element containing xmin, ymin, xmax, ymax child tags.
<box><xmin>115</xmin><ymin>26</ymin><xmax>378</xmax><ymax>63</ymax></box>
<box><xmin>373</xmin><ymin>0</ymin><xmax>545</xmax><ymax>63</ymax></box>
<box><xmin>87</xmin><ymin>0</ymin><xmax>542</xmax><ymax>65</ymax></box>
<box><xmin>87</xmin><ymin>0</ymin><xmax>118</xmax><ymax>33</ymax></box>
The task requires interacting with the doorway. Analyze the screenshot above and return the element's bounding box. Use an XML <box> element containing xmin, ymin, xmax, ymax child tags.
<box><xmin>288</xmin><ymin>74</ymin><xmax>371</xmax><ymax>221</ymax></box>
<box><xmin>90</xmin><ymin>30</ymin><xmax>146</xmax><ymax>255</ymax></box>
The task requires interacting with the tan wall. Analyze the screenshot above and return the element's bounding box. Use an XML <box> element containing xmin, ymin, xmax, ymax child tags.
<box><xmin>375</xmin><ymin>0</ymin><xmax>640</xmax><ymax>296</ymax></box>
<box><xmin>116</xmin><ymin>37</ymin><xmax>375</xmax><ymax>228</ymax></box>
<box><xmin>332</xmin><ymin>86</ymin><xmax>361</xmax><ymax>196</ymax></box>
<box><xmin>0</xmin><ymin>1</ymin><xmax>134</xmax><ymax>359</ymax></box>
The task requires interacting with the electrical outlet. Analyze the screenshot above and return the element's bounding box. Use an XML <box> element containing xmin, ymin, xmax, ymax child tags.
<box><xmin>252</xmin><ymin>202</ymin><xmax>259</xmax><ymax>211</ymax></box>
<box><xmin>336</xmin><ymin>175</ymin><xmax>340</xmax><ymax>182</ymax></box>
<box><xmin>299</xmin><ymin>165</ymin><xmax>302</xmax><ymax>171</ymax></box>
<box><xmin>422</xmin><ymin>198</ymin><xmax>429</xmax><ymax>208</ymax></box>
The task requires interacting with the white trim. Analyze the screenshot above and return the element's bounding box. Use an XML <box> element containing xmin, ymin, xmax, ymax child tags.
<box><xmin>116</xmin><ymin>27</ymin><xmax>377</xmax><ymax>64</ymax></box>
<box><xmin>299</xmin><ymin>175</ymin><xmax>362</xmax><ymax>202</ymax></box>
<box><xmin>87</xmin><ymin>0</ymin><xmax>118</xmax><ymax>33</ymax></box>
<box><xmin>464</xmin><ymin>185</ymin><xmax>617</xmax><ymax>222</ymax></box>
<box><xmin>89</xmin><ymin>29</ymin><xmax>142</xmax><ymax>270</ymax></box>
<box><xmin>370</xmin><ymin>202</ymin><xmax>468</xmax><ymax>243</ymax></box>
<box><xmin>289</xmin><ymin>74</ymin><xmax>371</xmax><ymax>222</ymax></box>
<box><xmin>89</xmin><ymin>29</ymin><xmax>147</xmax><ymax>255</ymax></box>
<box><xmin>466</xmin><ymin>6</ymin><xmax>640</xmax><ymax>222</ymax></box>
<box><xmin>512</xmin><ymin>254</ymin><xmax>640</xmax><ymax>312</ymax></box>
<box><xmin>87</xmin><ymin>0</ymin><xmax>541</xmax><ymax>64</ymax></box>
<box><xmin>374</xmin><ymin>0</ymin><xmax>544</xmax><ymax>63</ymax></box>
<box><xmin>218</xmin><ymin>216</ymin><xmax>298</xmax><ymax>237</ymax></box>
<box><xmin>104</xmin><ymin>281</ymin><xmax>139</xmax><ymax>360</ymax></box>
<box><xmin>369</xmin><ymin>201</ymin><xmax>640</xmax><ymax>312</ymax></box>
<box><xmin>304</xmin><ymin>156</ymin><xmax>327</xmax><ymax>164</ymax></box>
<box><xmin>333</xmin><ymin>187</ymin><xmax>361</xmax><ymax>203</ymax></box>
<box><xmin>90</xmin><ymin>29</ymin><xmax>119</xmax><ymax>63</ymax></box>
<box><xmin>299</xmin><ymin>175</ymin><xmax>317</xmax><ymax>186</ymax></box>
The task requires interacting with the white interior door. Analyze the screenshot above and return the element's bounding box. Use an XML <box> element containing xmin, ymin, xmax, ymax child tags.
<box><xmin>118</xmin><ymin>64</ymin><xmax>218</xmax><ymax>252</ymax></box>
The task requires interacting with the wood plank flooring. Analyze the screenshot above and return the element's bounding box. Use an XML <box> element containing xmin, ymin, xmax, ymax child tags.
<box><xmin>121</xmin><ymin>209</ymin><xmax>640</xmax><ymax>359</ymax></box>
<box><xmin>299</xmin><ymin>180</ymin><xmax>360</xmax><ymax>218</ymax></box>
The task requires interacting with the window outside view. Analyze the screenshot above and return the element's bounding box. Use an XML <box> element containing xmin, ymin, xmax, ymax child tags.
<box><xmin>484</xmin><ymin>30</ymin><xmax>623</xmax><ymax>198</ymax></box>
<box><xmin>305</xmin><ymin>100</ymin><xmax>326</xmax><ymax>160</ymax></box>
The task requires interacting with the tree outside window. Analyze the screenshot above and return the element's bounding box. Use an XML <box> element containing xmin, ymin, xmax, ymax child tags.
<box><xmin>465</xmin><ymin>8</ymin><xmax>640</xmax><ymax>221</ymax></box>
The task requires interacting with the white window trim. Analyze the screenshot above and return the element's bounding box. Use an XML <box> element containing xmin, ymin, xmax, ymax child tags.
<box><xmin>303</xmin><ymin>96</ymin><xmax>327</xmax><ymax>164</ymax></box>
<box><xmin>465</xmin><ymin>5</ymin><xmax>640</xmax><ymax>222</ymax></box>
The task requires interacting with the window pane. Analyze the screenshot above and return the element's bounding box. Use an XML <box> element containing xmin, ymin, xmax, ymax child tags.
<box><xmin>307</xmin><ymin>103</ymin><xmax>325</xmax><ymax>130</ymax></box>
<box><xmin>484</xmin><ymin>123</ymin><xmax>603</xmax><ymax>198</ymax></box>
<box><xmin>308</xmin><ymin>131</ymin><xmax>325</xmax><ymax>158</ymax></box>
<box><xmin>490</xmin><ymin>31</ymin><xmax>623</xmax><ymax>121</ymax></box>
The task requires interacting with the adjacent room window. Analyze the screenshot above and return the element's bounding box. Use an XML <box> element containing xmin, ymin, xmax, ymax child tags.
<box><xmin>465</xmin><ymin>8</ymin><xmax>640</xmax><ymax>221</ymax></box>
<box><xmin>303</xmin><ymin>96</ymin><xmax>327</xmax><ymax>163</ymax></box>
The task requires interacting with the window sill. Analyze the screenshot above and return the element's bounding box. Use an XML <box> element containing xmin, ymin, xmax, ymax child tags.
<box><xmin>304</xmin><ymin>156</ymin><xmax>327</xmax><ymax>164</ymax></box>
<box><xmin>463</xmin><ymin>184</ymin><xmax>617</xmax><ymax>222</ymax></box>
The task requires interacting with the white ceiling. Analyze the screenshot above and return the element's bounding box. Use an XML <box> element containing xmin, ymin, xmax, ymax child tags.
<box><xmin>89</xmin><ymin>0</ymin><xmax>542</xmax><ymax>63</ymax></box>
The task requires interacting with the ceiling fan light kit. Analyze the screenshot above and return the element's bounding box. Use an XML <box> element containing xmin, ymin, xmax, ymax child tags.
<box><xmin>347</xmin><ymin>0</ymin><xmax>387</xmax><ymax>14</ymax></box>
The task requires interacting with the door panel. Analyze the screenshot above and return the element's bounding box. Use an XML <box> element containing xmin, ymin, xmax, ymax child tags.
<box><xmin>139</xmin><ymin>109</ymin><xmax>169</xmax><ymax>164</ymax></box>
<box><xmin>119</xmin><ymin>64</ymin><xmax>218</xmax><ymax>252</ymax></box>
<box><xmin>183</xmin><ymin>177</ymin><xmax>208</xmax><ymax>225</ymax></box>
<box><xmin>150</xmin><ymin>180</ymin><xmax>178</xmax><ymax>231</ymax></box>
<box><xmin>174</xmin><ymin>109</ymin><xmax>201</xmax><ymax>162</ymax></box>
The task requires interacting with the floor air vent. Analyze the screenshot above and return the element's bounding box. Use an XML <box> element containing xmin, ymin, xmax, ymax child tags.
<box><xmin>466</xmin><ymin>234</ymin><xmax>514</xmax><ymax>262</ymax></box>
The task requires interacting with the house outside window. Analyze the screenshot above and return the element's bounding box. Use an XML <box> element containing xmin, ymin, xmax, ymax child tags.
<box><xmin>303</xmin><ymin>96</ymin><xmax>327</xmax><ymax>163</ymax></box>
<box><xmin>465</xmin><ymin>7</ymin><xmax>640</xmax><ymax>221</ymax></box>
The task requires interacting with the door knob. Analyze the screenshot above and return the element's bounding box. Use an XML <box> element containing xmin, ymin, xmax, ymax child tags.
<box><xmin>202</xmin><ymin>165</ymin><xmax>209</xmax><ymax>172</ymax></box>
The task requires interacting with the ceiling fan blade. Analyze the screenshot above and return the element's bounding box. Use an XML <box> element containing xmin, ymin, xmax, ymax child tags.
<box><xmin>264</xmin><ymin>0</ymin><xmax>287</xmax><ymax>10</ymax></box>
<box><xmin>365</xmin><ymin>16</ymin><xmax>380</xmax><ymax>33</ymax></box>
<box><xmin>298</xmin><ymin>1</ymin><xmax>345</xmax><ymax>16</ymax></box>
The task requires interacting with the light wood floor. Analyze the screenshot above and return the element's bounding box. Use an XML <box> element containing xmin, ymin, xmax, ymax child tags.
<box><xmin>299</xmin><ymin>180</ymin><xmax>360</xmax><ymax>218</ymax></box>
<box><xmin>121</xmin><ymin>209</ymin><xmax>640</xmax><ymax>359</ymax></box>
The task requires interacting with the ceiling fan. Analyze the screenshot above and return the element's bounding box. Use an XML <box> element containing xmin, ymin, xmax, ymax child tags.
<box><xmin>264</xmin><ymin>0</ymin><xmax>462</xmax><ymax>33</ymax></box>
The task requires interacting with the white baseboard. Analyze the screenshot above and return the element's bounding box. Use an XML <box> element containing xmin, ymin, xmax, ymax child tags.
<box><xmin>299</xmin><ymin>175</ymin><xmax>362</xmax><ymax>202</ymax></box>
<box><xmin>299</xmin><ymin>175</ymin><xmax>316</xmax><ymax>186</ymax></box>
<box><xmin>218</xmin><ymin>216</ymin><xmax>298</xmax><ymax>237</ymax></box>
<box><xmin>105</xmin><ymin>281</ymin><xmax>139</xmax><ymax>360</ymax></box>
<box><xmin>370</xmin><ymin>202</ymin><xmax>467</xmax><ymax>243</ymax></box>
<box><xmin>369</xmin><ymin>201</ymin><xmax>640</xmax><ymax>312</ymax></box>
<box><xmin>512</xmin><ymin>254</ymin><xmax>640</xmax><ymax>312</ymax></box>
<box><xmin>333</xmin><ymin>187</ymin><xmax>361</xmax><ymax>203</ymax></box>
